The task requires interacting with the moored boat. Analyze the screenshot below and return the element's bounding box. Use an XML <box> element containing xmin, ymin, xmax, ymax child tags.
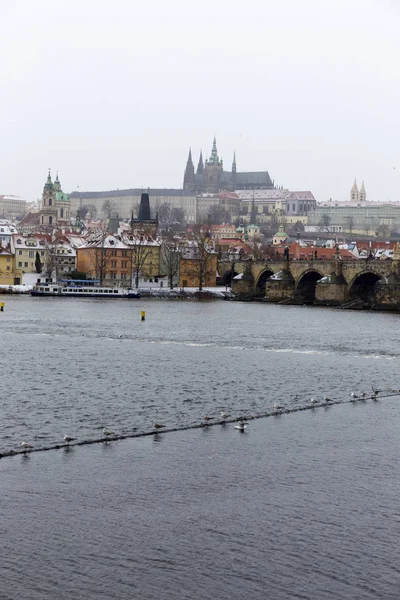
<box><xmin>30</xmin><ymin>280</ymin><xmax>140</xmax><ymax>299</ymax></box>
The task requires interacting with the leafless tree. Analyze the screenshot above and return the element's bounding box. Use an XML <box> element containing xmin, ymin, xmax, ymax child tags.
<box><xmin>187</xmin><ymin>224</ymin><xmax>216</xmax><ymax>291</ymax></box>
<box><xmin>171</xmin><ymin>207</ymin><xmax>186</xmax><ymax>225</ymax></box>
<box><xmin>158</xmin><ymin>203</ymin><xmax>172</xmax><ymax>224</ymax></box>
<box><xmin>245</xmin><ymin>238</ymin><xmax>275</xmax><ymax>261</ymax></box>
<box><xmin>345</xmin><ymin>215</ymin><xmax>354</xmax><ymax>235</ymax></box>
<box><xmin>318</xmin><ymin>214</ymin><xmax>332</xmax><ymax>232</ymax></box>
<box><xmin>160</xmin><ymin>231</ymin><xmax>185</xmax><ymax>288</ymax></box>
<box><xmin>207</xmin><ymin>204</ymin><xmax>230</xmax><ymax>225</ymax></box>
<box><xmin>86</xmin><ymin>229</ymin><xmax>113</xmax><ymax>285</ymax></box>
<box><xmin>125</xmin><ymin>225</ymin><xmax>156</xmax><ymax>288</ymax></box>
<box><xmin>43</xmin><ymin>238</ymin><xmax>59</xmax><ymax>281</ymax></box>
<box><xmin>102</xmin><ymin>199</ymin><xmax>117</xmax><ymax>218</ymax></box>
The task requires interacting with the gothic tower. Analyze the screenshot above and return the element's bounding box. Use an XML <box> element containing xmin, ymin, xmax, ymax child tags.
<box><xmin>183</xmin><ymin>148</ymin><xmax>196</xmax><ymax>191</ymax></box>
<box><xmin>204</xmin><ymin>137</ymin><xmax>224</xmax><ymax>193</ymax></box>
<box><xmin>232</xmin><ymin>151</ymin><xmax>237</xmax><ymax>186</ymax></box>
<box><xmin>197</xmin><ymin>150</ymin><xmax>204</xmax><ymax>175</ymax></box>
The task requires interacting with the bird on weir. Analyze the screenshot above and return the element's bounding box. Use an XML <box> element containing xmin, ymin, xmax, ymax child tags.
<box><xmin>203</xmin><ymin>416</ymin><xmax>213</xmax><ymax>423</ymax></box>
<box><xmin>63</xmin><ymin>435</ymin><xmax>76</xmax><ymax>444</ymax></box>
<box><xmin>234</xmin><ymin>421</ymin><xmax>248</xmax><ymax>431</ymax></box>
<box><xmin>153</xmin><ymin>423</ymin><xmax>165</xmax><ymax>430</ymax></box>
<box><xmin>220</xmin><ymin>411</ymin><xmax>230</xmax><ymax>420</ymax></box>
<box><xmin>20</xmin><ymin>441</ymin><xmax>33</xmax><ymax>450</ymax></box>
<box><xmin>102</xmin><ymin>428</ymin><xmax>115</xmax><ymax>437</ymax></box>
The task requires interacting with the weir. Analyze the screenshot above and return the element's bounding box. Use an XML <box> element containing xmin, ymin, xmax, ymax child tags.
<box><xmin>3</xmin><ymin>391</ymin><xmax>399</xmax><ymax>461</ymax></box>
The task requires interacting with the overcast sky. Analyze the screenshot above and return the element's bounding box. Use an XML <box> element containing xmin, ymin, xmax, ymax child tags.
<box><xmin>1</xmin><ymin>0</ymin><xmax>399</xmax><ymax>203</ymax></box>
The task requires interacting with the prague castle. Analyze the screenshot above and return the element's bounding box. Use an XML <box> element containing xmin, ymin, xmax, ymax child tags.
<box><xmin>183</xmin><ymin>137</ymin><xmax>274</xmax><ymax>193</ymax></box>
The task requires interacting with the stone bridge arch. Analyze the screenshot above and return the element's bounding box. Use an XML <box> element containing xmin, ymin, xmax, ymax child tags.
<box><xmin>347</xmin><ymin>270</ymin><xmax>383</xmax><ymax>303</ymax></box>
<box><xmin>295</xmin><ymin>269</ymin><xmax>325</xmax><ymax>303</ymax></box>
<box><xmin>255</xmin><ymin>268</ymin><xmax>276</xmax><ymax>293</ymax></box>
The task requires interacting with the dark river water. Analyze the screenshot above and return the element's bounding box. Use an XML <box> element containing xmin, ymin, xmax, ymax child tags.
<box><xmin>1</xmin><ymin>297</ymin><xmax>400</xmax><ymax>599</ymax></box>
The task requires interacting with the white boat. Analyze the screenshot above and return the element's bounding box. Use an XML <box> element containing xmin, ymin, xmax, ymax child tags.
<box><xmin>30</xmin><ymin>281</ymin><xmax>140</xmax><ymax>299</ymax></box>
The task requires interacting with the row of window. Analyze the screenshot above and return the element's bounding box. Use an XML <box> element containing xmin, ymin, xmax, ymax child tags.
<box><xmin>109</xmin><ymin>249</ymin><xmax>154</xmax><ymax>257</ymax></box>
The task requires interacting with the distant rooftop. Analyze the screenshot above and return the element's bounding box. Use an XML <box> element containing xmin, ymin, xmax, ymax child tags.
<box><xmin>70</xmin><ymin>188</ymin><xmax>196</xmax><ymax>199</ymax></box>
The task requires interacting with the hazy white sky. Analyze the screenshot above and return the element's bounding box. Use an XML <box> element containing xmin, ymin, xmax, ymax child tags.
<box><xmin>1</xmin><ymin>0</ymin><xmax>399</xmax><ymax>202</ymax></box>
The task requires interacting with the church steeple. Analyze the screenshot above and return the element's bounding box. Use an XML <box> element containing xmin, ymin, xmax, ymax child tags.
<box><xmin>359</xmin><ymin>180</ymin><xmax>366</xmax><ymax>202</ymax></box>
<box><xmin>232</xmin><ymin>151</ymin><xmax>237</xmax><ymax>175</ymax></box>
<box><xmin>53</xmin><ymin>171</ymin><xmax>61</xmax><ymax>192</ymax></box>
<box><xmin>183</xmin><ymin>147</ymin><xmax>195</xmax><ymax>190</ymax></box>
<box><xmin>44</xmin><ymin>169</ymin><xmax>53</xmax><ymax>190</ymax></box>
<box><xmin>197</xmin><ymin>150</ymin><xmax>204</xmax><ymax>174</ymax></box>
<box><xmin>350</xmin><ymin>179</ymin><xmax>359</xmax><ymax>202</ymax></box>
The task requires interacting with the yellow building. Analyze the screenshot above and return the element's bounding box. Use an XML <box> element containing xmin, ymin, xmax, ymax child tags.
<box><xmin>11</xmin><ymin>234</ymin><xmax>50</xmax><ymax>274</ymax></box>
<box><xmin>0</xmin><ymin>250</ymin><xmax>23</xmax><ymax>285</ymax></box>
<box><xmin>77</xmin><ymin>234</ymin><xmax>161</xmax><ymax>286</ymax></box>
<box><xmin>179</xmin><ymin>247</ymin><xmax>218</xmax><ymax>288</ymax></box>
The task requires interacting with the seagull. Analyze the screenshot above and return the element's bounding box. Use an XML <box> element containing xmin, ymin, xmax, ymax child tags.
<box><xmin>220</xmin><ymin>411</ymin><xmax>230</xmax><ymax>420</ymax></box>
<box><xmin>273</xmin><ymin>403</ymin><xmax>284</xmax><ymax>410</ymax></box>
<box><xmin>63</xmin><ymin>435</ymin><xmax>76</xmax><ymax>443</ymax></box>
<box><xmin>310</xmin><ymin>397</ymin><xmax>318</xmax><ymax>405</ymax></box>
<box><xmin>102</xmin><ymin>428</ymin><xmax>115</xmax><ymax>437</ymax></box>
<box><xmin>323</xmin><ymin>395</ymin><xmax>333</xmax><ymax>404</ymax></box>
<box><xmin>153</xmin><ymin>423</ymin><xmax>165</xmax><ymax>430</ymax></box>
<box><xmin>350</xmin><ymin>392</ymin><xmax>358</xmax><ymax>401</ymax></box>
<box><xmin>234</xmin><ymin>420</ymin><xmax>248</xmax><ymax>431</ymax></box>
<box><xmin>20</xmin><ymin>441</ymin><xmax>33</xmax><ymax>450</ymax></box>
<box><xmin>360</xmin><ymin>391</ymin><xmax>366</xmax><ymax>400</ymax></box>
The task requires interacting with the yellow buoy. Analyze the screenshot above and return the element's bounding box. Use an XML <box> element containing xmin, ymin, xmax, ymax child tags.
<box><xmin>0</xmin><ymin>302</ymin><xmax>4</xmax><ymax>312</ymax></box>
<box><xmin>141</xmin><ymin>310</ymin><xmax>146</xmax><ymax>321</ymax></box>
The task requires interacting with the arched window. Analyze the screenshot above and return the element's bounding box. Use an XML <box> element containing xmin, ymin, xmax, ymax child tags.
<box><xmin>60</xmin><ymin>208</ymin><xmax>64</xmax><ymax>218</ymax></box>
<box><xmin>49</xmin><ymin>216</ymin><xmax>53</xmax><ymax>225</ymax></box>
<box><xmin>49</xmin><ymin>198</ymin><xmax>52</xmax><ymax>206</ymax></box>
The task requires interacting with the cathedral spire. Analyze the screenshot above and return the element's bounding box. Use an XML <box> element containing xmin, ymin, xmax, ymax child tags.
<box><xmin>197</xmin><ymin>150</ymin><xmax>204</xmax><ymax>174</ymax></box>
<box><xmin>208</xmin><ymin>136</ymin><xmax>220</xmax><ymax>165</ymax></box>
<box><xmin>183</xmin><ymin>147</ymin><xmax>195</xmax><ymax>190</ymax></box>
<box><xmin>232</xmin><ymin>151</ymin><xmax>237</xmax><ymax>174</ymax></box>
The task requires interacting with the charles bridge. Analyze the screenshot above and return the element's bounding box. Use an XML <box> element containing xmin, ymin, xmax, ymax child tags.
<box><xmin>218</xmin><ymin>255</ymin><xmax>400</xmax><ymax>308</ymax></box>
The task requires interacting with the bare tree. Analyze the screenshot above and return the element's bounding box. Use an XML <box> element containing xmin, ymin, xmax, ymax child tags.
<box><xmin>158</xmin><ymin>203</ymin><xmax>172</xmax><ymax>224</ymax></box>
<box><xmin>86</xmin><ymin>229</ymin><xmax>113</xmax><ymax>285</ymax></box>
<box><xmin>102</xmin><ymin>199</ymin><xmax>117</xmax><ymax>218</ymax></box>
<box><xmin>43</xmin><ymin>239</ymin><xmax>58</xmax><ymax>280</ymax></box>
<box><xmin>319</xmin><ymin>214</ymin><xmax>332</xmax><ymax>232</ymax></box>
<box><xmin>125</xmin><ymin>226</ymin><xmax>156</xmax><ymax>288</ymax></box>
<box><xmin>187</xmin><ymin>224</ymin><xmax>216</xmax><ymax>291</ymax></box>
<box><xmin>345</xmin><ymin>215</ymin><xmax>354</xmax><ymax>235</ymax></box>
<box><xmin>160</xmin><ymin>231</ymin><xmax>185</xmax><ymax>288</ymax></box>
<box><xmin>87</xmin><ymin>204</ymin><xmax>98</xmax><ymax>219</ymax></box>
<box><xmin>171</xmin><ymin>207</ymin><xmax>186</xmax><ymax>225</ymax></box>
<box><xmin>245</xmin><ymin>238</ymin><xmax>274</xmax><ymax>261</ymax></box>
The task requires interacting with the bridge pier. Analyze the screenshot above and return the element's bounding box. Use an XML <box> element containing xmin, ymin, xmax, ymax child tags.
<box><xmin>265</xmin><ymin>260</ymin><xmax>295</xmax><ymax>302</ymax></box>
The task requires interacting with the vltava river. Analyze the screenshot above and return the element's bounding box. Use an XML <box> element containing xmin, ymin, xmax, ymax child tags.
<box><xmin>1</xmin><ymin>297</ymin><xmax>400</xmax><ymax>599</ymax></box>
